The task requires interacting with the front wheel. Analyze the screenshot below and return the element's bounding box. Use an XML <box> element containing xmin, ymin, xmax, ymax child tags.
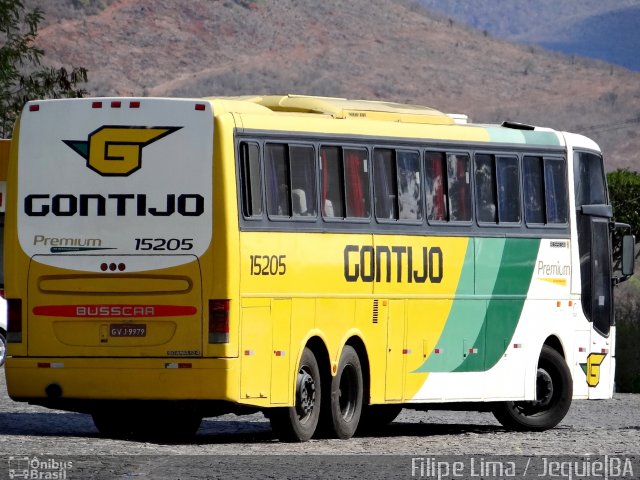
<box><xmin>269</xmin><ymin>347</ymin><xmax>321</xmax><ymax>442</ymax></box>
<box><xmin>493</xmin><ymin>345</ymin><xmax>572</xmax><ymax>431</ymax></box>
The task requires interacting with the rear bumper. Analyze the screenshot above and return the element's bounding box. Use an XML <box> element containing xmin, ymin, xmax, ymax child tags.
<box><xmin>5</xmin><ymin>357</ymin><xmax>240</xmax><ymax>403</ymax></box>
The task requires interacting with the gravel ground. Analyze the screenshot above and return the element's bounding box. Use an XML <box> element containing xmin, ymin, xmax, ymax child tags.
<box><xmin>1</xmin><ymin>368</ymin><xmax>638</xmax><ymax>479</ymax></box>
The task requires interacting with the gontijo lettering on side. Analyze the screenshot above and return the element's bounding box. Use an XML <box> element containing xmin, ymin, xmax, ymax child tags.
<box><xmin>344</xmin><ymin>244</ymin><xmax>443</xmax><ymax>283</ymax></box>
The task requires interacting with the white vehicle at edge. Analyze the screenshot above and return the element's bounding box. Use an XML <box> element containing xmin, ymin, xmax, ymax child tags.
<box><xmin>0</xmin><ymin>295</ymin><xmax>6</xmax><ymax>367</ymax></box>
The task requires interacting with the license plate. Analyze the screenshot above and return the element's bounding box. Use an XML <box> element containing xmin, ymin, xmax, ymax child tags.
<box><xmin>110</xmin><ymin>324</ymin><xmax>147</xmax><ymax>337</ymax></box>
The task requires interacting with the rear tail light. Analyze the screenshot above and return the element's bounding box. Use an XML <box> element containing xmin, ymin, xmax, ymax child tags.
<box><xmin>7</xmin><ymin>299</ymin><xmax>23</xmax><ymax>342</ymax></box>
<box><xmin>209</xmin><ymin>299</ymin><xmax>230</xmax><ymax>344</ymax></box>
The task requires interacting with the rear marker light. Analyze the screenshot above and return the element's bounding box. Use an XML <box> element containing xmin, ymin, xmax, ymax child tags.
<box><xmin>513</xmin><ymin>343</ymin><xmax>522</xmax><ymax>349</ymax></box>
<box><xmin>468</xmin><ymin>348</ymin><xmax>478</xmax><ymax>354</ymax></box>
<box><xmin>29</xmin><ymin>104</ymin><xmax>40</xmax><ymax>112</ymax></box>
<box><xmin>579</xmin><ymin>347</ymin><xmax>587</xmax><ymax>353</ymax></box>
<box><xmin>209</xmin><ymin>299</ymin><xmax>230</xmax><ymax>344</ymax></box>
<box><xmin>92</xmin><ymin>101</ymin><xmax>103</xmax><ymax>109</ymax></box>
<box><xmin>111</xmin><ymin>101</ymin><xmax>121</xmax><ymax>108</ymax></box>
<box><xmin>434</xmin><ymin>348</ymin><xmax>443</xmax><ymax>354</ymax></box>
<box><xmin>601</xmin><ymin>348</ymin><xmax>609</xmax><ymax>354</ymax></box>
<box><xmin>244</xmin><ymin>350</ymin><xmax>255</xmax><ymax>356</ymax></box>
<box><xmin>274</xmin><ymin>350</ymin><xmax>286</xmax><ymax>357</ymax></box>
<box><xmin>402</xmin><ymin>348</ymin><xmax>412</xmax><ymax>354</ymax></box>
<box><xmin>129</xmin><ymin>101</ymin><xmax>141</xmax><ymax>108</ymax></box>
<box><xmin>195</xmin><ymin>103</ymin><xmax>206</xmax><ymax>111</ymax></box>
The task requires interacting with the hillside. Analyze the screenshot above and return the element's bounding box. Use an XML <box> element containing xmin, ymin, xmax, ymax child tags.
<box><xmin>27</xmin><ymin>0</ymin><xmax>640</xmax><ymax>170</ymax></box>
<box><xmin>418</xmin><ymin>0</ymin><xmax>640</xmax><ymax>71</ymax></box>
<box><xmin>525</xmin><ymin>5</ymin><xmax>640</xmax><ymax>72</ymax></box>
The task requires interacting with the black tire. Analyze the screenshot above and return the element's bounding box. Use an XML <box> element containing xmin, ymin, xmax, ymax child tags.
<box><xmin>0</xmin><ymin>331</ymin><xmax>6</xmax><ymax>367</ymax></box>
<box><xmin>357</xmin><ymin>404</ymin><xmax>402</xmax><ymax>434</ymax></box>
<box><xmin>324</xmin><ymin>345</ymin><xmax>364</xmax><ymax>439</ymax></box>
<box><xmin>269</xmin><ymin>347</ymin><xmax>321</xmax><ymax>442</ymax></box>
<box><xmin>493</xmin><ymin>345</ymin><xmax>572</xmax><ymax>431</ymax></box>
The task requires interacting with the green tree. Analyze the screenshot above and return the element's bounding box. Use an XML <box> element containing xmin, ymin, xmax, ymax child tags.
<box><xmin>608</xmin><ymin>168</ymin><xmax>640</xmax><ymax>261</ymax></box>
<box><xmin>0</xmin><ymin>0</ymin><xmax>88</xmax><ymax>138</ymax></box>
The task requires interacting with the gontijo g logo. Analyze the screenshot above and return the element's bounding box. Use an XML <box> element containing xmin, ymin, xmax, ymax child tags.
<box><xmin>63</xmin><ymin>126</ymin><xmax>182</xmax><ymax>176</ymax></box>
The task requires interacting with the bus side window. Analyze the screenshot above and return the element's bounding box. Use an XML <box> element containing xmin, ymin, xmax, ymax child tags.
<box><xmin>523</xmin><ymin>156</ymin><xmax>545</xmax><ymax>224</ymax></box>
<box><xmin>321</xmin><ymin>146</ymin><xmax>345</xmax><ymax>218</ymax></box>
<box><xmin>240</xmin><ymin>142</ymin><xmax>262</xmax><ymax>218</ymax></box>
<box><xmin>290</xmin><ymin>145</ymin><xmax>317</xmax><ymax>217</ymax></box>
<box><xmin>397</xmin><ymin>150</ymin><xmax>422</xmax><ymax>220</ymax></box>
<box><xmin>475</xmin><ymin>154</ymin><xmax>497</xmax><ymax>223</ymax></box>
<box><xmin>265</xmin><ymin>143</ymin><xmax>291</xmax><ymax>217</ymax></box>
<box><xmin>425</xmin><ymin>152</ymin><xmax>447</xmax><ymax>221</ymax></box>
<box><xmin>344</xmin><ymin>148</ymin><xmax>370</xmax><ymax>218</ymax></box>
<box><xmin>544</xmin><ymin>158</ymin><xmax>568</xmax><ymax>224</ymax></box>
<box><xmin>447</xmin><ymin>153</ymin><xmax>472</xmax><ymax>222</ymax></box>
<box><xmin>496</xmin><ymin>155</ymin><xmax>521</xmax><ymax>223</ymax></box>
<box><xmin>373</xmin><ymin>148</ymin><xmax>398</xmax><ymax>220</ymax></box>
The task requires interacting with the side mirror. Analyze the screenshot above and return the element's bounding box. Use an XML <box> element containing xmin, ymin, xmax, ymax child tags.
<box><xmin>621</xmin><ymin>234</ymin><xmax>636</xmax><ymax>277</ymax></box>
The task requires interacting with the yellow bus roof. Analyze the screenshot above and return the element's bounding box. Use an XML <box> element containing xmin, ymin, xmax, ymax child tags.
<box><xmin>213</xmin><ymin>94</ymin><xmax>454</xmax><ymax>125</ymax></box>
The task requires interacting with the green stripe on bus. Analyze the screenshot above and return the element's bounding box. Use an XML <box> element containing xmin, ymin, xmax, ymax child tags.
<box><xmin>414</xmin><ymin>237</ymin><xmax>540</xmax><ymax>373</ymax></box>
<box><xmin>455</xmin><ymin>237</ymin><xmax>540</xmax><ymax>372</ymax></box>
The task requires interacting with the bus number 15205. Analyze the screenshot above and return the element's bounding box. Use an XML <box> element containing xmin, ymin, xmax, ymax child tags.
<box><xmin>250</xmin><ymin>254</ymin><xmax>287</xmax><ymax>276</ymax></box>
<box><xmin>134</xmin><ymin>238</ymin><xmax>194</xmax><ymax>251</ymax></box>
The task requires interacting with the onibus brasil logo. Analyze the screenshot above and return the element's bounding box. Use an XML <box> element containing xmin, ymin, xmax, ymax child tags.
<box><xmin>63</xmin><ymin>125</ymin><xmax>181</xmax><ymax>176</ymax></box>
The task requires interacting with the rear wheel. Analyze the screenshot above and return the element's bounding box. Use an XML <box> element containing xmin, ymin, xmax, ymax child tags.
<box><xmin>324</xmin><ymin>345</ymin><xmax>363</xmax><ymax>439</ymax></box>
<box><xmin>269</xmin><ymin>347</ymin><xmax>321</xmax><ymax>442</ymax></box>
<box><xmin>493</xmin><ymin>345</ymin><xmax>572</xmax><ymax>431</ymax></box>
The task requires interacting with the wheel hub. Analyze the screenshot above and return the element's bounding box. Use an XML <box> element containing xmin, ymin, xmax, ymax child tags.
<box><xmin>296</xmin><ymin>369</ymin><xmax>316</xmax><ymax>417</ymax></box>
<box><xmin>534</xmin><ymin>368</ymin><xmax>554</xmax><ymax>408</ymax></box>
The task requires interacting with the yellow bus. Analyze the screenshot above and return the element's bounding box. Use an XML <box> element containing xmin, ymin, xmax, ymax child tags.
<box><xmin>4</xmin><ymin>95</ymin><xmax>635</xmax><ymax>441</ymax></box>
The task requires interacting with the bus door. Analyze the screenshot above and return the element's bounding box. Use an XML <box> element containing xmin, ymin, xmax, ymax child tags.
<box><xmin>573</xmin><ymin>150</ymin><xmax>614</xmax><ymax>398</ymax></box>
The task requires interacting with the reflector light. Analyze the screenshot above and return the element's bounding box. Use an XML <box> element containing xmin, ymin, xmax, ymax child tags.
<box><xmin>434</xmin><ymin>348</ymin><xmax>443</xmax><ymax>354</ymax></box>
<box><xmin>195</xmin><ymin>103</ymin><xmax>206</xmax><ymax>111</ymax></box>
<box><xmin>111</xmin><ymin>101</ymin><xmax>121</xmax><ymax>108</ymax></box>
<box><xmin>165</xmin><ymin>363</ymin><xmax>192</xmax><ymax>369</ymax></box>
<box><xmin>513</xmin><ymin>343</ymin><xmax>522</xmax><ymax>349</ymax></box>
<box><xmin>244</xmin><ymin>350</ymin><xmax>255</xmax><ymax>356</ymax></box>
<box><xmin>209</xmin><ymin>299</ymin><xmax>230</xmax><ymax>344</ymax></box>
<box><xmin>601</xmin><ymin>348</ymin><xmax>609</xmax><ymax>354</ymax></box>
<box><xmin>100</xmin><ymin>263</ymin><xmax>108</xmax><ymax>271</ymax></box>
<box><xmin>468</xmin><ymin>348</ymin><xmax>478</xmax><ymax>354</ymax></box>
<box><xmin>37</xmin><ymin>363</ymin><xmax>64</xmax><ymax>368</ymax></box>
<box><xmin>402</xmin><ymin>348</ymin><xmax>412</xmax><ymax>354</ymax></box>
<box><xmin>29</xmin><ymin>104</ymin><xmax>40</xmax><ymax>112</ymax></box>
<box><xmin>92</xmin><ymin>101</ymin><xmax>103</xmax><ymax>108</ymax></box>
<box><xmin>129</xmin><ymin>101</ymin><xmax>140</xmax><ymax>108</ymax></box>
<box><xmin>579</xmin><ymin>347</ymin><xmax>586</xmax><ymax>352</ymax></box>
<box><xmin>274</xmin><ymin>350</ymin><xmax>286</xmax><ymax>357</ymax></box>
